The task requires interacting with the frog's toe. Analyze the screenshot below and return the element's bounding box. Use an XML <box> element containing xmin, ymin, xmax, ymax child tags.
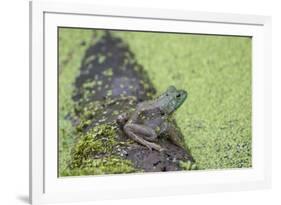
<box><xmin>145</xmin><ymin>142</ymin><xmax>163</xmax><ymax>152</ymax></box>
<box><xmin>145</xmin><ymin>144</ymin><xmax>153</xmax><ymax>151</ymax></box>
<box><xmin>159</xmin><ymin>147</ymin><xmax>166</xmax><ymax>152</ymax></box>
<box><xmin>151</xmin><ymin>143</ymin><xmax>164</xmax><ymax>152</ymax></box>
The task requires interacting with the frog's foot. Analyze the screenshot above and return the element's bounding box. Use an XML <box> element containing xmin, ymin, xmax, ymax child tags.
<box><xmin>144</xmin><ymin>140</ymin><xmax>164</xmax><ymax>152</ymax></box>
<box><xmin>128</xmin><ymin>131</ymin><xmax>163</xmax><ymax>152</ymax></box>
<box><xmin>124</xmin><ymin>124</ymin><xmax>163</xmax><ymax>152</ymax></box>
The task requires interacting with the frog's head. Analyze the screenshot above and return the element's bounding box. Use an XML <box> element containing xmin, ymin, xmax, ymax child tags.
<box><xmin>158</xmin><ymin>85</ymin><xmax>188</xmax><ymax>114</ymax></box>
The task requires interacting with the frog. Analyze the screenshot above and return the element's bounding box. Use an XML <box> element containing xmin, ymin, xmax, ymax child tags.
<box><xmin>117</xmin><ymin>85</ymin><xmax>188</xmax><ymax>152</ymax></box>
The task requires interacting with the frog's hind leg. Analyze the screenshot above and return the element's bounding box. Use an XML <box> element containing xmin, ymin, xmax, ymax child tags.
<box><xmin>124</xmin><ymin>124</ymin><xmax>163</xmax><ymax>151</ymax></box>
<box><xmin>125</xmin><ymin>124</ymin><xmax>158</xmax><ymax>142</ymax></box>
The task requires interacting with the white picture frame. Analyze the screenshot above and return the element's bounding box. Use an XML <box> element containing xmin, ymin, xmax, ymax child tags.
<box><xmin>29</xmin><ymin>0</ymin><xmax>272</xmax><ymax>204</ymax></box>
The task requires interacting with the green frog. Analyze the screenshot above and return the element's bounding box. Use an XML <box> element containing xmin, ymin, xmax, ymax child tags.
<box><xmin>117</xmin><ymin>85</ymin><xmax>188</xmax><ymax>152</ymax></box>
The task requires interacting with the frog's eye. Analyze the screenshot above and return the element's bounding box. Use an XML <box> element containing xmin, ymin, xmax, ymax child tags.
<box><xmin>176</xmin><ymin>94</ymin><xmax>181</xmax><ymax>98</ymax></box>
<box><xmin>166</xmin><ymin>94</ymin><xmax>169</xmax><ymax>96</ymax></box>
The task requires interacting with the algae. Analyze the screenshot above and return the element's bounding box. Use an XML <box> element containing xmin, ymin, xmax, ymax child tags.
<box><xmin>61</xmin><ymin>124</ymin><xmax>137</xmax><ymax>176</ymax></box>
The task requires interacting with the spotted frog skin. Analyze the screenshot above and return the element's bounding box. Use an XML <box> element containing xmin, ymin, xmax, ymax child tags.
<box><xmin>117</xmin><ymin>86</ymin><xmax>187</xmax><ymax>151</ymax></box>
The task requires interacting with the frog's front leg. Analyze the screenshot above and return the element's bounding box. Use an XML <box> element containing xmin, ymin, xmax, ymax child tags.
<box><xmin>123</xmin><ymin>124</ymin><xmax>164</xmax><ymax>151</ymax></box>
<box><xmin>161</xmin><ymin>122</ymin><xmax>187</xmax><ymax>150</ymax></box>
